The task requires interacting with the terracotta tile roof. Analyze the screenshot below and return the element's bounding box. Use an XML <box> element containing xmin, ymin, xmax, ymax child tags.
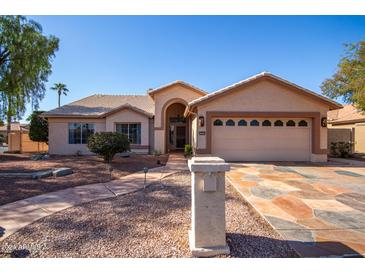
<box><xmin>43</xmin><ymin>94</ymin><xmax>155</xmax><ymax>118</ymax></box>
<box><xmin>328</xmin><ymin>104</ymin><xmax>365</xmax><ymax>124</ymax></box>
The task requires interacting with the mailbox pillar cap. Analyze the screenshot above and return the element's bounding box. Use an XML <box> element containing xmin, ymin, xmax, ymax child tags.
<box><xmin>188</xmin><ymin>157</ymin><xmax>230</xmax><ymax>172</ymax></box>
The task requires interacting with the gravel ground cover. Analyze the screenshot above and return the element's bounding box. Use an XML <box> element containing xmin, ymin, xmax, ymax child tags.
<box><xmin>0</xmin><ymin>171</ymin><xmax>298</xmax><ymax>258</ymax></box>
<box><xmin>0</xmin><ymin>153</ymin><xmax>168</xmax><ymax>206</ymax></box>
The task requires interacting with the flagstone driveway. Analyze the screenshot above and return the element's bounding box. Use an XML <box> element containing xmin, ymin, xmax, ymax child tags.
<box><xmin>227</xmin><ymin>162</ymin><xmax>365</xmax><ymax>257</ymax></box>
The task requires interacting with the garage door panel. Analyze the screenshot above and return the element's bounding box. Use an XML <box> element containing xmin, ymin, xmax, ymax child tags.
<box><xmin>212</xmin><ymin>118</ymin><xmax>311</xmax><ymax>161</ymax></box>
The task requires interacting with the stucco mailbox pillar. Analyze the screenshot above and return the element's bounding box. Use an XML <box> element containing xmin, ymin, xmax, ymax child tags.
<box><xmin>188</xmin><ymin>156</ymin><xmax>230</xmax><ymax>257</ymax></box>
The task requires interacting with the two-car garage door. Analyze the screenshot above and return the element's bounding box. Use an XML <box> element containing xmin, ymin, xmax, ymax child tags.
<box><xmin>211</xmin><ymin>118</ymin><xmax>311</xmax><ymax>161</ymax></box>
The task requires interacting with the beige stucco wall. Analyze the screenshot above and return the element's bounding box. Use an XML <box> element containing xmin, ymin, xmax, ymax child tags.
<box><xmin>153</xmin><ymin>85</ymin><xmax>204</xmax><ymax>153</ymax></box>
<box><xmin>154</xmin><ymin>129</ymin><xmax>165</xmax><ymax>154</ymax></box>
<box><xmin>195</xmin><ymin>79</ymin><xmax>329</xmax><ymax>156</ymax></box>
<box><xmin>48</xmin><ymin>108</ymin><xmax>151</xmax><ymax>155</ymax></box>
<box><xmin>105</xmin><ymin>108</ymin><xmax>149</xmax><ymax>146</ymax></box>
<box><xmin>21</xmin><ymin>132</ymin><xmax>48</xmax><ymax>153</ymax></box>
<box><xmin>355</xmin><ymin>123</ymin><xmax>365</xmax><ymax>153</ymax></box>
<box><xmin>48</xmin><ymin>118</ymin><xmax>106</xmax><ymax>155</ymax></box>
<box><xmin>8</xmin><ymin>132</ymin><xmax>21</xmax><ymax>152</ymax></box>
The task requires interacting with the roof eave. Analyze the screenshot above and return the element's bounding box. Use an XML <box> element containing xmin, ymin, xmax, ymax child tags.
<box><xmin>99</xmin><ymin>104</ymin><xmax>154</xmax><ymax>118</ymax></box>
<box><xmin>41</xmin><ymin>113</ymin><xmax>102</xmax><ymax>119</ymax></box>
<box><xmin>329</xmin><ymin>118</ymin><xmax>365</xmax><ymax>125</ymax></box>
<box><xmin>148</xmin><ymin>81</ymin><xmax>207</xmax><ymax>98</ymax></box>
<box><xmin>188</xmin><ymin>73</ymin><xmax>343</xmax><ymax>110</ymax></box>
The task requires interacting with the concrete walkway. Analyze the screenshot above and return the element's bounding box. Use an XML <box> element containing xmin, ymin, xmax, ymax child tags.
<box><xmin>0</xmin><ymin>154</ymin><xmax>187</xmax><ymax>241</ymax></box>
<box><xmin>165</xmin><ymin>152</ymin><xmax>189</xmax><ymax>170</ymax></box>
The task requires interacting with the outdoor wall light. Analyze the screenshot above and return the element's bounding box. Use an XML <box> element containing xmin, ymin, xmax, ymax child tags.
<box><xmin>321</xmin><ymin>117</ymin><xmax>327</xmax><ymax>127</ymax></box>
<box><xmin>199</xmin><ymin>116</ymin><xmax>205</xmax><ymax>127</ymax></box>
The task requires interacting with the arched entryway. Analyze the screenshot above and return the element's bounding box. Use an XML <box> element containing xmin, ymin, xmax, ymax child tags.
<box><xmin>165</xmin><ymin>102</ymin><xmax>189</xmax><ymax>152</ymax></box>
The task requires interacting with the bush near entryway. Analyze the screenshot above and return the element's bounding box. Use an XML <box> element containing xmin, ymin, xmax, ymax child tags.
<box><xmin>184</xmin><ymin>144</ymin><xmax>193</xmax><ymax>157</ymax></box>
<box><xmin>87</xmin><ymin>132</ymin><xmax>130</xmax><ymax>163</ymax></box>
<box><xmin>330</xmin><ymin>141</ymin><xmax>352</xmax><ymax>158</ymax></box>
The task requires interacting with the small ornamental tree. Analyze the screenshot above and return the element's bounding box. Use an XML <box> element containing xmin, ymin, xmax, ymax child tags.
<box><xmin>87</xmin><ymin>132</ymin><xmax>130</xmax><ymax>163</ymax></box>
<box><xmin>321</xmin><ymin>41</ymin><xmax>365</xmax><ymax>110</ymax></box>
<box><xmin>28</xmin><ymin>110</ymin><xmax>48</xmax><ymax>144</ymax></box>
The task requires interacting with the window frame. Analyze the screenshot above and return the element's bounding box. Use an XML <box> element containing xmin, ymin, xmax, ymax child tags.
<box><xmin>115</xmin><ymin>123</ymin><xmax>141</xmax><ymax>144</ymax></box>
<box><xmin>286</xmin><ymin>120</ymin><xmax>296</xmax><ymax>127</ymax></box>
<box><xmin>213</xmin><ymin>119</ymin><xmax>223</xmax><ymax>126</ymax></box>
<box><xmin>225</xmin><ymin>119</ymin><xmax>235</xmax><ymax>126</ymax></box>
<box><xmin>68</xmin><ymin>122</ymin><xmax>95</xmax><ymax>144</ymax></box>
<box><xmin>238</xmin><ymin>119</ymin><xmax>247</xmax><ymax>126</ymax></box>
<box><xmin>274</xmin><ymin>120</ymin><xmax>284</xmax><ymax>127</ymax></box>
<box><xmin>262</xmin><ymin>120</ymin><xmax>272</xmax><ymax>127</ymax></box>
<box><xmin>250</xmin><ymin>119</ymin><xmax>260</xmax><ymax>126</ymax></box>
<box><xmin>298</xmin><ymin>120</ymin><xmax>308</xmax><ymax>127</ymax></box>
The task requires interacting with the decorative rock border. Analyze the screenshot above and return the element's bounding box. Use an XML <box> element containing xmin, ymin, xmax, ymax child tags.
<box><xmin>0</xmin><ymin>168</ymin><xmax>73</xmax><ymax>179</ymax></box>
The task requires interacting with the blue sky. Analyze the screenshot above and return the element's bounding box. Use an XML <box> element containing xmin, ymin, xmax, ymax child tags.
<box><xmin>22</xmin><ymin>16</ymin><xmax>365</xmax><ymax>121</ymax></box>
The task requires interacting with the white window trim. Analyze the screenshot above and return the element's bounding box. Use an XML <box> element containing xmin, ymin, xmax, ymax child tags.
<box><xmin>115</xmin><ymin>123</ymin><xmax>141</xmax><ymax>144</ymax></box>
<box><xmin>68</xmin><ymin>122</ymin><xmax>95</xmax><ymax>144</ymax></box>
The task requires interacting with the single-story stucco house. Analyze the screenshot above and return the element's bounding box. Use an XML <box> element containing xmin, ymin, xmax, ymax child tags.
<box><xmin>328</xmin><ymin>104</ymin><xmax>365</xmax><ymax>154</ymax></box>
<box><xmin>43</xmin><ymin>72</ymin><xmax>342</xmax><ymax>162</ymax></box>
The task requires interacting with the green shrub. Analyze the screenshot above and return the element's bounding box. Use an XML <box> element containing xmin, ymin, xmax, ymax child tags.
<box><xmin>330</xmin><ymin>142</ymin><xmax>338</xmax><ymax>156</ymax></box>
<box><xmin>27</xmin><ymin>111</ymin><xmax>48</xmax><ymax>144</ymax></box>
<box><xmin>337</xmin><ymin>141</ymin><xmax>351</xmax><ymax>158</ymax></box>
<box><xmin>330</xmin><ymin>141</ymin><xmax>352</xmax><ymax>158</ymax></box>
<box><xmin>184</xmin><ymin>144</ymin><xmax>193</xmax><ymax>157</ymax></box>
<box><xmin>0</xmin><ymin>134</ymin><xmax>5</xmax><ymax>144</ymax></box>
<box><xmin>152</xmin><ymin>149</ymin><xmax>161</xmax><ymax>156</ymax></box>
<box><xmin>87</xmin><ymin>132</ymin><xmax>130</xmax><ymax>163</ymax></box>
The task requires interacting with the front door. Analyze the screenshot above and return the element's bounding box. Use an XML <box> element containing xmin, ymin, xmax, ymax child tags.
<box><xmin>175</xmin><ymin>126</ymin><xmax>186</xmax><ymax>149</ymax></box>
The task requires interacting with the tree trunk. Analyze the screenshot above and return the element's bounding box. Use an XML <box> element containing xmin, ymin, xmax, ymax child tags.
<box><xmin>6</xmin><ymin>96</ymin><xmax>12</xmax><ymax>143</ymax></box>
<box><xmin>58</xmin><ymin>91</ymin><xmax>61</xmax><ymax>107</ymax></box>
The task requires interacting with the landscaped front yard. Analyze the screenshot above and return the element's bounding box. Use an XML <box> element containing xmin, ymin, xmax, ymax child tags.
<box><xmin>0</xmin><ymin>153</ymin><xmax>168</xmax><ymax>206</ymax></box>
<box><xmin>0</xmin><ymin>171</ymin><xmax>297</xmax><ymax>258</ymax></box>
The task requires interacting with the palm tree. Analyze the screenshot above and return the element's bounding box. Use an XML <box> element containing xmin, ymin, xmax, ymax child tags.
<box><xmin>51</xmin><ymin>83</ymin><xmax>69</xmax><ymax>107</ymax></box>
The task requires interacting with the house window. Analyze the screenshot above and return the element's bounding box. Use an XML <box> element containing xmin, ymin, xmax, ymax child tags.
<box><xmin>68</xmin><ymin>123</ymin><xmax>95</xmax><ymax>144</ymax></box>
<box><xmin>116</xmin><ymin>123</ymin><xmax>141</xmax><ymax>144</ymax></box>
<box><xmin>213</xmin><ymin>119</ymin><xmax>223</xmax><ymax>126</ymax></box>
<box><xmin>238</xmin><ymin>120</ymin><xmax>247</xmax><ymax>126</ymax></box>
<box><xmin>226</xmin><ymin>119</ymin><xmax>235</xmax><ymax>126</ymax></box>
<box><xmin>250</xmin><ymin>120</ymin><xmax>259</xmax><ymax>126</ymax></box>
<box><xmin>274</xmin><ymin>120</ymin><xmax>284</xmax><ymax>127</ymax></box>
<box><xmin>298</xmin><ymin>120</ymin><xmax>308</xmax><ymax>127</ymax></box>
<box><xmin>262</xmin><ymin>120</ymin><xmax>271</xmax><ymax>127</ymax></box>
<box><xmin>286</xmin><ymin>120</ymin><xmax>296</xmax><ymax>127</ymax></box>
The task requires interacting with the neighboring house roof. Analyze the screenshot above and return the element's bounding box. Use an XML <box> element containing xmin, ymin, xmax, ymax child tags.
<box><xmin>43</xmin><ymin>94</ymin><xmax>155</xmax><ymax>118</ymax></box>
<box><xmin>187</xmin><ymin>72</ymin><xmax>342</xmax><ymax>111</ymax></box>
<box><xmin>328</xmin><ymin>104</ymin><xmax>365</xmax><ymax>125</ymax></box>
<box><xmin>0</xmin><ymin>123</ymin><xmax>28</xmax><ymax>132</ymax></box>
<box><xmin>148</xmin><ymin>80</ymin><xmax>207</xmax><ymax>98</ymax></box>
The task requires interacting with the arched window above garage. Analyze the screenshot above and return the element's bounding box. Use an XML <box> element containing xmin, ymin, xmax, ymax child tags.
<box><xmin>250</xmin><ymin>120</ymin><xmax>259</xmax><ymax>126</ymax></box>
<box><xmin>213</xmin><ymin>119</ymin><xmax>223</xmax><ymax>126</ymax></box>
<box><xmin>298</xmin><ymin>120</ymin><xmax>308</xmax><ymax>127</ymax></box>
<box><xmin>226</xmin><ymin>119</ymin><xmax>235</xmax><ymax>126</ymax></box>
<box><xmin>262</xmin><ymin>120</ymin><xmax>271</xmax><ymax>127</ymax></box>
<box><xmin>238</xmin><ymin>119</ymin><xmax>247</xmax><ymax>126</ymax></box>
<box><xmin>274</xmin><ymin>120</ymin><xmax>284</xmax><ymax>127</ymax></box>
<box><xmin>286</xmin><ymin>120</ymin><xmax>296</xmax><ymax>127</ymax></box>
